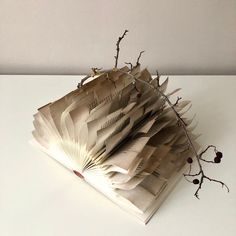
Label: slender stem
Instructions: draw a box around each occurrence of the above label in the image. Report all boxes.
[114,30,128,68]
[78,47,229,198]
[199,145,217,156]
[125,62,133,70]
[136,51,145,66]
[174,97,182,106]
[126,72,229,198]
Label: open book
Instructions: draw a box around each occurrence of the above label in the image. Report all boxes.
[31,65,197,224]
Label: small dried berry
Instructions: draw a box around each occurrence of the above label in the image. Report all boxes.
[216,151,223,159]
[214,156,221,163]
[193,179,200,185]
[187,157,193,164]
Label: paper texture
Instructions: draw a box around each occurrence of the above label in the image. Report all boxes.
[31,66,197,224]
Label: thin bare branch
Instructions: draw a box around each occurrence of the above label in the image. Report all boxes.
[199,159,215,163]
[114,30,128,68]
[136,50,145,66]
[184,171,201,177]
[156,70,160,87]
[204,176,229,192]
[194,176,204,199]
[199,145,217,156]
[91,67,102,75]
[77,67,103,88]
[125,62,133,70]
[124,71,229,199]
[174,96,182,106]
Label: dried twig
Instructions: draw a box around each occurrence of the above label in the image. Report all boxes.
[125,62,133,70]
[136,51,145,67]
[174,96,182,106]
[77,67,102,88]
[91,67,102,75]
[156,70,160,87]
[114,30,128,68]
[78,31,229,199]
[126,72,229,199]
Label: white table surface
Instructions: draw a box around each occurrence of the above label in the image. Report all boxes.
[0,75,235,236]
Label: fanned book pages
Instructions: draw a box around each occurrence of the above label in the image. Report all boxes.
[31,65,198,224]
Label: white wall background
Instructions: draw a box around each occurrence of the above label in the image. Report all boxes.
[0,0,236,75]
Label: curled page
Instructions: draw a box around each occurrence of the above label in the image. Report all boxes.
[31,66,197,224]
